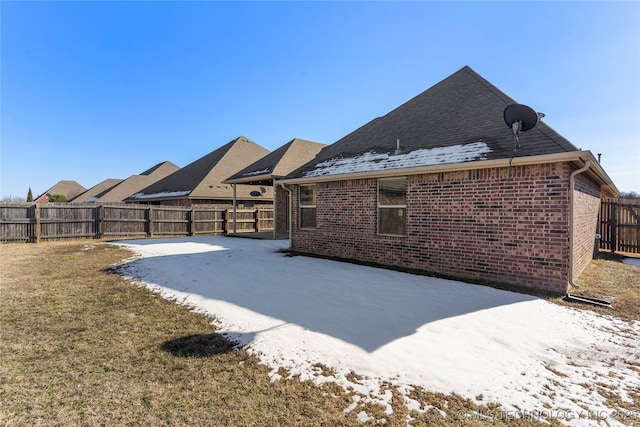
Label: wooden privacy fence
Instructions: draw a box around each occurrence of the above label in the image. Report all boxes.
[599,198,640,254]
[0,204,274,243]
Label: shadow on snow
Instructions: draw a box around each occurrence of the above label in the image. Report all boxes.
[115,236,537,353]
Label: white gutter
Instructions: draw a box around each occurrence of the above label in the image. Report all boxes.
[276,150,617,195]
[272,182,276,240]
[567,159,592,290]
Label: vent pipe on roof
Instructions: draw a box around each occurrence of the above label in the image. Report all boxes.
[394,139,402,155]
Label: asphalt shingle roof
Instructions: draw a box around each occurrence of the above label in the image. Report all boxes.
[285,66,578,180]
[94,162,180,203]
[225,138,326,184]
[71,179,123,203]
[37,180,86,201]
[126,136,271,202]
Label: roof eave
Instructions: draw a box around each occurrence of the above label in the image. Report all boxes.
[572,151,619,196]
[276,150,619,195]
[223,173,274,185]
[125,194,191,203]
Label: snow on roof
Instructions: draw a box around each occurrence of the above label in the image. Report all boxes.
[303,141,492,178]
[129,190,191,200]
[242,168,271,177]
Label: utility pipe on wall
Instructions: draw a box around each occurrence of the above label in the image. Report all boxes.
[272,183,277,240]
[567,159,592,290]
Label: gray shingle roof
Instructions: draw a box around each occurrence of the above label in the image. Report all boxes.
[126,136,271,202]
[37,180,87,201]
[91,161,180,203]
[285,66,578,180]
[71,179,123,203]
[225,138,326,184]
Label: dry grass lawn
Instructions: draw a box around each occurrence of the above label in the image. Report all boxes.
[4,241,636,426]
[553,251,640,321]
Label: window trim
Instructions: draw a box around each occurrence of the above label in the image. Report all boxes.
[377,177,406,236]
[299,184,317,230]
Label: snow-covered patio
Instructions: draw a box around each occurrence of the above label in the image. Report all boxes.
[113,236,639,426]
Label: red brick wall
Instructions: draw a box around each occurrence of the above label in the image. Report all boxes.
[572,172,601,281]
[275,186,290,234]
[291,163,576,295]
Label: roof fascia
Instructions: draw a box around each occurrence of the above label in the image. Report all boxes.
[276,150,618,195]
[223,174,276,185]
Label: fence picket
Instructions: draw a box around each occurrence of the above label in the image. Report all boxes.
[0,204,273,242]
[599,198,640,254]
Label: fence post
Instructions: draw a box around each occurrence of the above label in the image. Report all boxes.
[222,209,227,234]
[611,201,617,253]
[34,204,41,243]
[96,205,103,239]
[254,208,258,232]
[189,209,195,236]
[147,207,154,238]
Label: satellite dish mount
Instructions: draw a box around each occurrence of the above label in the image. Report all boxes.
[503,104,545,151]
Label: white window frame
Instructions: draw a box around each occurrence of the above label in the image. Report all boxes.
[299,184,317,229]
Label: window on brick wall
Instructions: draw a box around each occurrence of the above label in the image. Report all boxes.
[378,177,406,235]
[299,184,316,229]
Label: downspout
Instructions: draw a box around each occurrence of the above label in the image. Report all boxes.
[279,183,293,246]
[272,182,276,240]
[567,160,591,290]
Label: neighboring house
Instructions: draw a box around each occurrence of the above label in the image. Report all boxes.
[34,180,86,203]
[278,66,618,295]
[71,161,179,203]
[70,179,124,203]
[224,138,326,236]
[126,136,272,207]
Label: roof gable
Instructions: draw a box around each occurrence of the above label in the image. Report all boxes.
[225,138,326,184]
[127,136,270,201]
[286,66,578,180]
[71,179,123,203]
[140,160,179,177]
[190,137,270,199]
[37,180,86,201]
[91,161,180,203]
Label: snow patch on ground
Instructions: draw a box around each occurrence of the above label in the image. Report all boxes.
[303,141,492,177]
[623,257,640,267]
[113,236,640,426]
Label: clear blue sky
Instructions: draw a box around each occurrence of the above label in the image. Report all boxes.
[2,1,639,200]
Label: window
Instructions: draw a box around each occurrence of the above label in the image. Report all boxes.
[378,177,406,235]
[299,184,316,229]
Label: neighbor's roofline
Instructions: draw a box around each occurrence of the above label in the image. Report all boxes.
[224,174,285,185]
[276,150,619,196]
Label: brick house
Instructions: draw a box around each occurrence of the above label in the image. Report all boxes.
[224,138,325,236]
[72,161,179,203]
[125,136,273,207]
[278,66,618,295]
[34,180,86,203]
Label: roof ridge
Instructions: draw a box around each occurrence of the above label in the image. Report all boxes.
[462,67,577,152]
[282,66,579,180]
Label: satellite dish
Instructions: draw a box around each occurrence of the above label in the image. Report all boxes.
[503,104,545,151]
[250,191,262,197]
